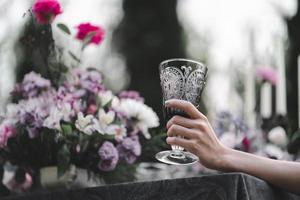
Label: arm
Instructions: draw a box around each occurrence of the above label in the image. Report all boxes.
[165,99,300,194]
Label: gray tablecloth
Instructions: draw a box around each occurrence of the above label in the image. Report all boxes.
[3,173,300,200]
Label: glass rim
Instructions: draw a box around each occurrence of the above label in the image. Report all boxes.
[159,58,207,69]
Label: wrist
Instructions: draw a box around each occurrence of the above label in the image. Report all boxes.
[218,146,237,172]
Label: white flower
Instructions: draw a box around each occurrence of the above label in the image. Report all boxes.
[43,106,63,130]
[268,126,287,147]
[58,102,73,122]
[98,90,113,106]
[264,144,284,159]
[113,99,159,139]
[219,132,236,148]
[98,109,115,128]
[75,112,98,135]
[106,124,127,140]
[5,104,19,123]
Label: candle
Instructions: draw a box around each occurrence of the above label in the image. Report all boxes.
[244,61,256,128]
[260,82,272,118]
[276,39,287,115]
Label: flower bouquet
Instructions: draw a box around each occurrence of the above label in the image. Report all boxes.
[0,0,160,193]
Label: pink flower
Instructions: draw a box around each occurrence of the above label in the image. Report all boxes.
[256,66,277,85]
[0,121,16,148]
[76,23,105,45]
[87,104,98,115]
[32,0,62,24]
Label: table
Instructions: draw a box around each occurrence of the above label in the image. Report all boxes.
[3,173,300,200]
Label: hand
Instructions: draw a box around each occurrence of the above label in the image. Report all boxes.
[165,99,229,170]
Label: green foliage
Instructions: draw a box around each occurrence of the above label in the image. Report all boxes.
[57,23,71,35]
[57,144,71,178]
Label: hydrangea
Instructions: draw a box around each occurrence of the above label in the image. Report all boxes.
[71,68,104,94]
[117,135,141,164]
[12,72,51,98]
[32,0,62,24]
[98,142,119,171]
[17,96,53,138]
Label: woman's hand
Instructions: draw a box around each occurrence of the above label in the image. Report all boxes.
[165,99,230,170]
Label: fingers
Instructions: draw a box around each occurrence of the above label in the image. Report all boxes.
[165,99,206,120]
[166,137,197,153]
[167,124,197,139]
[166,115,195,129]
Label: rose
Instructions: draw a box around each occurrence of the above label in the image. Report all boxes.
[32,0,62,24]
[255,66,277,85]
[76,23,105,45]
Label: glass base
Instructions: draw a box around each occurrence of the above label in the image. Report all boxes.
[155,150,199,165]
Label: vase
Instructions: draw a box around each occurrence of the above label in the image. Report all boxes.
[39,165,104,190]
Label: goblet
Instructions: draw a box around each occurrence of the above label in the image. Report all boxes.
[155,58,207,165]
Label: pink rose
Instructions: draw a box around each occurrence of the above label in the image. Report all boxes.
[256,66,277,85]
[32,0,62,24]
[0,122,16,148]
[76,23,105,45]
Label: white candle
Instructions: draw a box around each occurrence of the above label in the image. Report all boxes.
[276,39,287,115]
[244,61,256,128]
[260,82,272,118]
[298,55,300,128]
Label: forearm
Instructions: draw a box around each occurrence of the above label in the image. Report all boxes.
[222,148,300,194]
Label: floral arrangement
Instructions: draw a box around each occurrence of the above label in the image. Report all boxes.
[0,0,160,193]
[214,111,291,160]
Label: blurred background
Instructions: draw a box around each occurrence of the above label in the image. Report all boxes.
[1,0,300,195]
[0,0,299,126]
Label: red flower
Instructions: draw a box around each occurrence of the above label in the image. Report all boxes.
[32,0,62,24]
[76,23,105,45]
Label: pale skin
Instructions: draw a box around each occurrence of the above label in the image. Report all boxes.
[165,99,300,194]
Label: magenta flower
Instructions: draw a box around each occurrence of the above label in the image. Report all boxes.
[98,141,119,171]
[32,0,62,24]
[76,23,105,45]
[256,66,277,85]
[0,121,16,148]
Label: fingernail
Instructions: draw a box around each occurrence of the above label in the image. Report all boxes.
[166,137,172,144]
[165,100,171,106]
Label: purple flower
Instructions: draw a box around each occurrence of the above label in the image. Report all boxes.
[72,69,104,94]
[12,72,51,98]
[118,90,144,102]
[17,97,52,138]
[256,66,277,85]
[117,135,141,164]
[98,141,119,171]
[0,121,16,148]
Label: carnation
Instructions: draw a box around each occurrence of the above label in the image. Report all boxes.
[98,142,119,171]
[117,135,141,164]
[76,23,105,45]
[32,0,62,24]
[0,121,16,148]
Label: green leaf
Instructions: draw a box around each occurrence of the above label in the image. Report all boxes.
[82,31,97,50]
[57,144,71,178]
[61,124,73,136]
[57,23,71,35]
[68,51,81,63]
